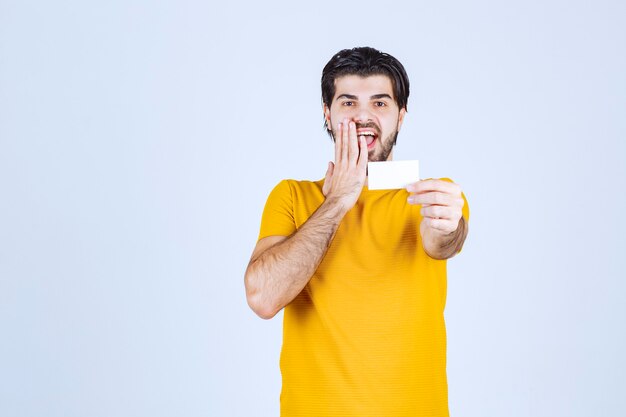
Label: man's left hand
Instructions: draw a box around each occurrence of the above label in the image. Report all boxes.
[406,179,464,235]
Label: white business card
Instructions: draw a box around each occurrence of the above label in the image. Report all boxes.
[367,160,420,190]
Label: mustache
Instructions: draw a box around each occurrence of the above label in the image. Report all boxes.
[355,122,380,135]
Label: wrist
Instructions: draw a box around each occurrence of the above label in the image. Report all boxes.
[421,217,466,259]
[322,195,352,217]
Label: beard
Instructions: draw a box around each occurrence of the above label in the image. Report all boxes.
[369,130,399,162]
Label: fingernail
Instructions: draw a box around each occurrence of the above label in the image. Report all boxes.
[407,196,415,204]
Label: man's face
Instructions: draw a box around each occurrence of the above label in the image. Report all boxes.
[323,74,406,162]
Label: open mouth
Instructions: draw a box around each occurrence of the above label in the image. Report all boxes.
[357,130,378,149]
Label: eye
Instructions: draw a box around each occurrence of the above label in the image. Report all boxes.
[374,101,386,107]
[342,101,354,106]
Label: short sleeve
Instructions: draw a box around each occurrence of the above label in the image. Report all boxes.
[257,180,297,242]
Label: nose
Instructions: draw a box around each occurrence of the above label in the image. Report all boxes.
[352,106,374,125]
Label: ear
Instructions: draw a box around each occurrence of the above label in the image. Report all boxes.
[397,108,407,131]
[323,103,331,130]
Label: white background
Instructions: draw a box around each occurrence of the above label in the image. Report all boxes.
[1,0,624,416]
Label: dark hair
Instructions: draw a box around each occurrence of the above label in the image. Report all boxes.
[321,47,410,111]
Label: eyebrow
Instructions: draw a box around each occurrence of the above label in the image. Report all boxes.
[336,93,393,100]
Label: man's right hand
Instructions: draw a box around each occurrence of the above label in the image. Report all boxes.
[321,118,368,212]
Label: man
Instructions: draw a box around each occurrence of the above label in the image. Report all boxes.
[244,47,469,416]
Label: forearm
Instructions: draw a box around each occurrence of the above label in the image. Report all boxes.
[246,197,348,319]
[422,216,468,260]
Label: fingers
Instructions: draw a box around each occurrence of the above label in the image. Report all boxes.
[421,217,456,233]
[341,119,349,165]
[348,121,358,166]
[325,161,334,178]
[322,161,334,196]
[406,180,464,217]
[357,135,367,171]
[407,191,463,207]
[323,118,366,205]
[334,122,342,164]
[335,119,361,169]
[419,204,458,220]
[406,179,461,196]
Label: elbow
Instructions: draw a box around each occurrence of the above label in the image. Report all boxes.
[255,307,278,320]
[247,295,278,320]
[244,271,278,320]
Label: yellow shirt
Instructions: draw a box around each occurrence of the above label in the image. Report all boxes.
[258,178,470,417]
